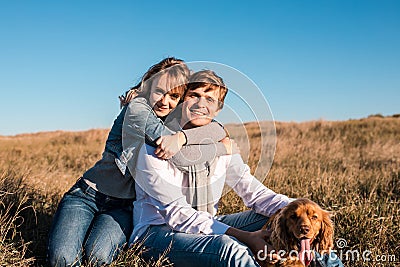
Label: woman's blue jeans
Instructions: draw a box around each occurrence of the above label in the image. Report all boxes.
[138,210,344,267]
[47,179,133,267]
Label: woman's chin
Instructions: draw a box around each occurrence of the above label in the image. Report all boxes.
[154,109,170,117]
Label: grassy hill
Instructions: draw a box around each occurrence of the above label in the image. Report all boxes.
[1,117,399,266]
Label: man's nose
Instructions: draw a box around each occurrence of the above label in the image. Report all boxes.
[196,96,207,107]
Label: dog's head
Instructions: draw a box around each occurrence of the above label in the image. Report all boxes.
[270,198,333,254]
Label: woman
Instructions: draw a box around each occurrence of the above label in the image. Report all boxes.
[47,57,229,267]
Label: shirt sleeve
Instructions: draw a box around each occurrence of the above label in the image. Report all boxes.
[135,144,230,235]
[182,121,226,145]
[169,121,227,167]
[223,154,292,216]
[170,143,227,167]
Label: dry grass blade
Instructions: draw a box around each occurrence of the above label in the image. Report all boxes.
[0,174,35,266]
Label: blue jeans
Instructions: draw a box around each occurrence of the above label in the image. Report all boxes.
[138,210,344,267]
[47,179,133,267]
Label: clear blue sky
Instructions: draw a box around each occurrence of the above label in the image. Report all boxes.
[1,0,399,135]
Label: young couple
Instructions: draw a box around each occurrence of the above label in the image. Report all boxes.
[48,58,343,267]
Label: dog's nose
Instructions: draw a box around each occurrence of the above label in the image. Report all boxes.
[300,225,310,234]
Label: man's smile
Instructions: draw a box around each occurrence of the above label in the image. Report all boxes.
[190,110,207,116]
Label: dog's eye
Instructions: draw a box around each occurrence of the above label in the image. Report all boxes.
[311,215,318,220]
[290,214,297,220]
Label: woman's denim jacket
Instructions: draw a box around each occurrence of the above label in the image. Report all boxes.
[109,96,178,173]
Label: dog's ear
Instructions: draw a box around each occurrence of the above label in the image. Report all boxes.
[317,210,334,254]
[270,208,291,251]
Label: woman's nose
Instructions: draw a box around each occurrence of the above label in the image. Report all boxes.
[160,95,169,105]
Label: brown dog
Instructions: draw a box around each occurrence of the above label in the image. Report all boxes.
[263,198,334,266]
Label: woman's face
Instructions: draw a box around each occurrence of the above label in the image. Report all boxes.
[148,73,182,118]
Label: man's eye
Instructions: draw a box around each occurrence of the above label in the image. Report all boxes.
[187,92,200,98]
[207,97,215,103]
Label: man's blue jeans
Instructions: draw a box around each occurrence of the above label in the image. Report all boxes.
[138,210,344,267]
[47,179,133,267]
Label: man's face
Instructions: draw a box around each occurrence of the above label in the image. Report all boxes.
[181,86,221,129]
[149,73,182,118]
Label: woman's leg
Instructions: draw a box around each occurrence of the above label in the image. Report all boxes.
[84,205,133,266]
[47,182,98,267]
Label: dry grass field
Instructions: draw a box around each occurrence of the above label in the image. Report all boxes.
[0,117,399,266]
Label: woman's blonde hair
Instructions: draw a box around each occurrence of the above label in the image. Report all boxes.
[119,57,190,108]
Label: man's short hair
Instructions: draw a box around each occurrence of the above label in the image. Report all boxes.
[186,70,228,109]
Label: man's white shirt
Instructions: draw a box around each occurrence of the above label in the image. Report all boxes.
[129,144,292,244]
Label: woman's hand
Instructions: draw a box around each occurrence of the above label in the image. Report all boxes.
[155,132,187,159]
[220,137,240,155]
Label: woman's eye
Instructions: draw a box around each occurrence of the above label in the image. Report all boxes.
[170,94,180,100]
[154,89,165,95]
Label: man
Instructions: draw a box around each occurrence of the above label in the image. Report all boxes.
[128,70,343,267]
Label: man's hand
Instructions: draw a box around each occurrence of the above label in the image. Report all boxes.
[245,230,276,262]
[155,132,187,159]
[250,230,281,266]
[225,227,280,266]
[220,137,240,155]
